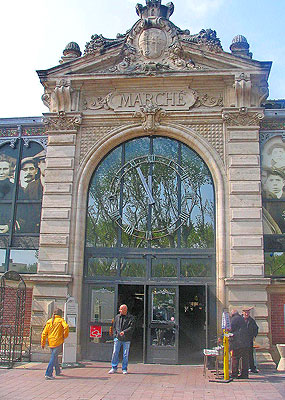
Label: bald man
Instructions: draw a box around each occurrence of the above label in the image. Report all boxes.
[108,304,135,375]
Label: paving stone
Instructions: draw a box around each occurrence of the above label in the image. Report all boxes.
[0,362,284,400]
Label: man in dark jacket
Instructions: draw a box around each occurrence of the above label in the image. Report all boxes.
[108,304,135,375]
[230,309,251,379]
[242,307,259,373]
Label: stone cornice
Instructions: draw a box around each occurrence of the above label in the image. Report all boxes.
[2,274,73,284]
[224,277,271,286]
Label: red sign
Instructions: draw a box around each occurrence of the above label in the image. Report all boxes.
[90,325,102,338]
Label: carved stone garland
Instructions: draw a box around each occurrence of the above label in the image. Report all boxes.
[43,111,82,131]
[222,107,264,126]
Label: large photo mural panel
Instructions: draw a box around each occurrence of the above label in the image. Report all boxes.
[261,134,285,235]
[0,143,17,236]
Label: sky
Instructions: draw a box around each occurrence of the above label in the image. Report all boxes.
[0,0,284,118]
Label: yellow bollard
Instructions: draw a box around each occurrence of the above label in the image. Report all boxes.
[223,329,230,381]
[209,310,232,383]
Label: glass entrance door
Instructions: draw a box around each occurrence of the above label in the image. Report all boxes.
[147,286,179,364]
[83,285,116,361]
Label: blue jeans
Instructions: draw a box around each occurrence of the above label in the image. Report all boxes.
[111,338,131,371]
[45,345,62,377]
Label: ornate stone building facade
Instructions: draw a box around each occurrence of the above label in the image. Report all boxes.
[1,1,284,364]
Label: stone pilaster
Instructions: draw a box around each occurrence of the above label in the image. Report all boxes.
[29,112,81,356]
[223,107,270,349]
[38,112,81,275]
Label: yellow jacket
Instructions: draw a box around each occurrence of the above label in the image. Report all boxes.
[41,315,69,348]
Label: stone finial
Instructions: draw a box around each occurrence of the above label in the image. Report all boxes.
[60,42,82,64]
[136,0,174,20]
[230,35,252,59]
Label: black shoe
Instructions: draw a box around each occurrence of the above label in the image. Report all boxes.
[249,368,258,373]
[237,375,249,379]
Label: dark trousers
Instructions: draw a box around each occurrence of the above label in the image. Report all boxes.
[249,343,256,370]
[231,347,249,377]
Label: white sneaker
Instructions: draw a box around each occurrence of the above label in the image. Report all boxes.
[108,368,117,374]
[122,370,128,374]
[45,375,55,380]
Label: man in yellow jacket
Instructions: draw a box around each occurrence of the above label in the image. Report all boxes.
[41,308,69,380]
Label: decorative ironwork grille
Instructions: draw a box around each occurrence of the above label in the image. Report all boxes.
[0,271,27,367]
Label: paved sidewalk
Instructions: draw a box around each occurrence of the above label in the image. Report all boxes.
[0,362,284,400]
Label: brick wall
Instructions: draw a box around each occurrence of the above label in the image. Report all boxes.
[270,293,285,345]
[1,286,33,337]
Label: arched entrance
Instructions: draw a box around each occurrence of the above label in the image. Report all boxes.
[80,136,216,364]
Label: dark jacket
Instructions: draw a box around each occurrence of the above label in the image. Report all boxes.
[113,312,135,342]
[230,312,251,350]
[0,179,14,200]
[244,316,259,343]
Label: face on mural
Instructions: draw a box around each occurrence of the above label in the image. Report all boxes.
[271,146,285,167]
[266,174,284,197]
[38,159,46,177]
[0,161,11,181]
[22,162,38,183]
[261,170,268,187]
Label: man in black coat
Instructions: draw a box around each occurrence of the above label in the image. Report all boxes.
[230,309,251,379]
[242,307,259,373]
[0,158,15,234]
[108,304,135,375]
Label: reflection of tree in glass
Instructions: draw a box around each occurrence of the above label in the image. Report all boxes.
[125,137,150,162]
[181,261,211,277]
[85,138,214,249]
[86,149,121,247]
[151,163,178,232]
[152,289,176,321]
[152,260,176,277]
[153,137,178,159]
[88,258,117,276]
[265,252,285,276]
[120,260,145,277]
[180,148,214,248]
[122,166,149,232]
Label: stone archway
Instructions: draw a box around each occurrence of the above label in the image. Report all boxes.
[71,124,227,355]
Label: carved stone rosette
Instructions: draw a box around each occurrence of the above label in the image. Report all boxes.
[222,107,264,127]
[43,112,82,131]
[133,103,166,132]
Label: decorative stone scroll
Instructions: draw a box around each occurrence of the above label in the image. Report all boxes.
[43,112,82,131]
[196,93,223,108]
[222,107,264,127]
[133,103,166,132]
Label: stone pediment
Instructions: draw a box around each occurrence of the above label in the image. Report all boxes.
[37,1,271,113]
[38,1,271,81]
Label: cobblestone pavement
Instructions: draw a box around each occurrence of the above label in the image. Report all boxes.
[0,362,284,400]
